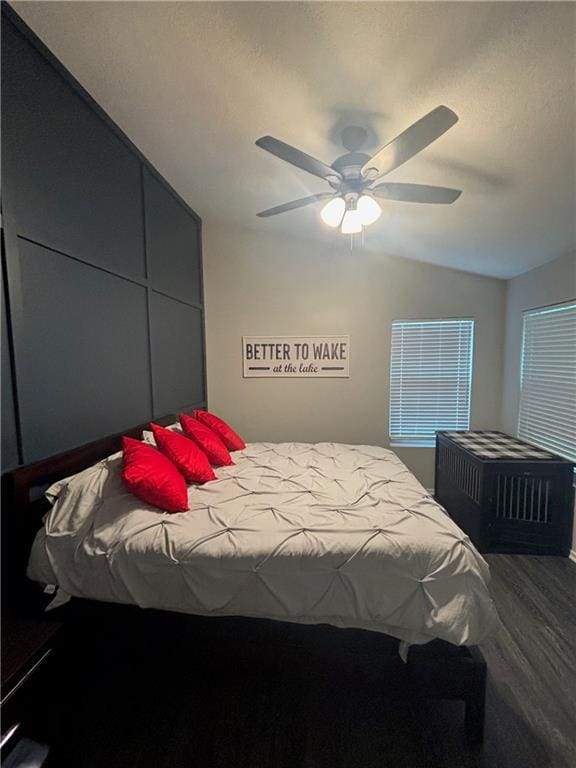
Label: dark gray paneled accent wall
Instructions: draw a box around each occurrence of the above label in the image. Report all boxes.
[1,17,146,279]
[1,7,206,471]
[150,293,205,416]
[16,240,152,462]
[144,169,203,305]
[1,243,19,469]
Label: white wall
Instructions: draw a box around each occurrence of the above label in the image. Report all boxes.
[501,251,576,433]
[203,222,506,489]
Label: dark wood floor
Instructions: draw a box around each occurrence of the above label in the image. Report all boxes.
[42,555,576,768]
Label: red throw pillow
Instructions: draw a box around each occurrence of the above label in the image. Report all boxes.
[151,423,216,484]
[194,410,246,451]
[122,436,189,512]
[179,413,234,467]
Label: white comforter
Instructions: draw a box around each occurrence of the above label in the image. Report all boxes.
[28,442,497,646]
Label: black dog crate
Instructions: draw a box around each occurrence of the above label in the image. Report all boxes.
[435,431,574,555]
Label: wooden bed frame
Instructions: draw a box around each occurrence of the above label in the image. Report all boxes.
[1,414,488,743]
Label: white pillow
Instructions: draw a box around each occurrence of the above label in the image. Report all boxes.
[46,421,180,502]
[142,422,181,446]
[45,451,122,504]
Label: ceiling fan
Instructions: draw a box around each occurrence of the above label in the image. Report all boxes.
[255,105,462,234]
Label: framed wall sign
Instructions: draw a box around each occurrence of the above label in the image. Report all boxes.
[243,335,350,378]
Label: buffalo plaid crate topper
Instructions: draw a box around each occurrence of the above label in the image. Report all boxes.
[440,431,559,461]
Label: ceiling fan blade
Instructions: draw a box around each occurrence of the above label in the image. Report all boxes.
[256,194,334,218]
[371,182,462,204]
[361,106,459,180]
[256,136,341,182]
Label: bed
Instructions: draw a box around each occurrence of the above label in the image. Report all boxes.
[4,415,498,742]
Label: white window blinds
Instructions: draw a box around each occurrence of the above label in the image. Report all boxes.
[389,319,474,446]
[518,302,576,462]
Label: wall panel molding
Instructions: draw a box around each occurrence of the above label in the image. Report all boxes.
[1,5,206,470]
[16,239,152,462]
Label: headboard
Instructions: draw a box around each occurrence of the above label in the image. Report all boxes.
[1,412,184,616]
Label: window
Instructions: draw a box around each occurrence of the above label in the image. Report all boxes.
[389,319,474,447]
[518,302,576,462]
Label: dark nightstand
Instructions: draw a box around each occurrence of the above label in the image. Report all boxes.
[1,617,64,763]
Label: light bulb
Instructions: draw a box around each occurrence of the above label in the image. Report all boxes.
[320,197,345,228]
[340,209,362,234]
[357,195,382,225]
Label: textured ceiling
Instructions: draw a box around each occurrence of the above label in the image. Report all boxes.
[12,1,576,278]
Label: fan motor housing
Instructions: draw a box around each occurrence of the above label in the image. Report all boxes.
[330,152,372,194]
[331,152,370,179]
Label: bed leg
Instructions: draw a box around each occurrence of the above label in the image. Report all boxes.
[464,692,485,743]
[464,646,487,743]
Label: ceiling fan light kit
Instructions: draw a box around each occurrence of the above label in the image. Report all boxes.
[324,193,382,234]
[356,195,382,226]
[340,204,363,235]
[320,196,346,228]
[256,105,462,238]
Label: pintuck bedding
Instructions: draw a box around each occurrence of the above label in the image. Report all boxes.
[28,441,498,647]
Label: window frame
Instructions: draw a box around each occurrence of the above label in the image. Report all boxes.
[517,299,576,463]
[388,317,475,448]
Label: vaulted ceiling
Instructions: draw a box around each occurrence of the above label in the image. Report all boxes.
[13,1,576,278]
